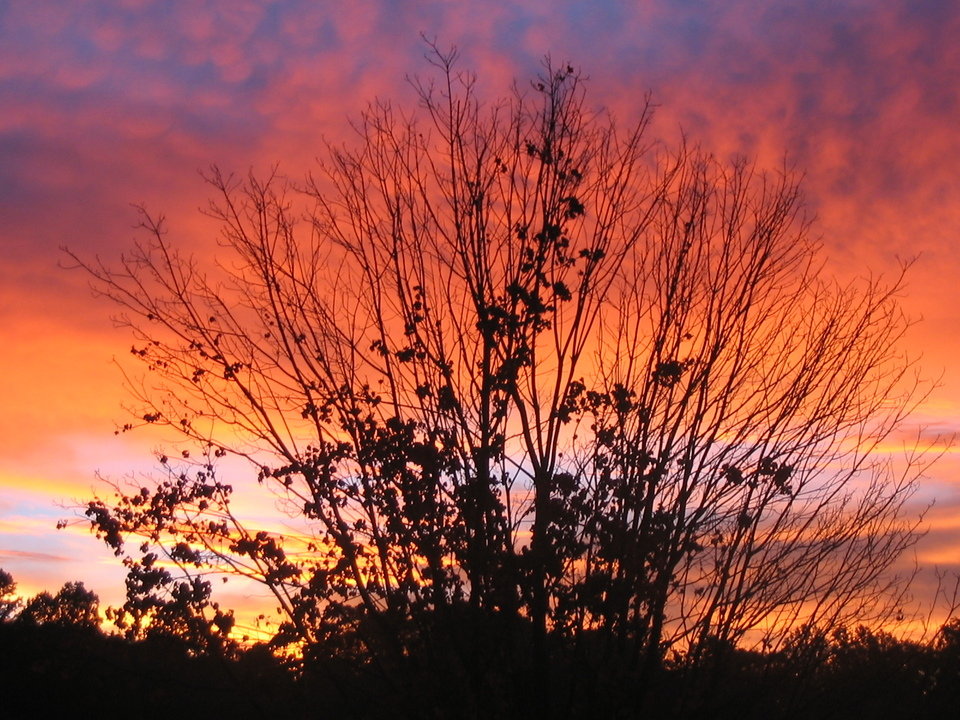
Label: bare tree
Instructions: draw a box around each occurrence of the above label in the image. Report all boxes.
[67,48,930,715]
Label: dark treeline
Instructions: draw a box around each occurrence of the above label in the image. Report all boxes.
[3,568,960,719]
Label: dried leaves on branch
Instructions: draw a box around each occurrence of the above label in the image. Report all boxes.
[66,48,931,715]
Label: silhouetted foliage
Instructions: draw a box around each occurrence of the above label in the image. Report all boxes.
[65,46,933,716]
[929,618,960,711]
[16,580,99,628]
[5,566,960,718]
[107,551,237,657]
[0,568,19,621]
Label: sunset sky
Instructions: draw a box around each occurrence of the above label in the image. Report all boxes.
[2,1,959,630]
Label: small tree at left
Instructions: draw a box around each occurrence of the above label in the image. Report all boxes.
[0,569,20,621]
[17,580,100,629]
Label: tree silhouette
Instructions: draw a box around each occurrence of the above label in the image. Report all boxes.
[0,569,20,621]
[16,580,100,629]
[0,571,298,719]
[106,552,237,657]
[67,47,931,715]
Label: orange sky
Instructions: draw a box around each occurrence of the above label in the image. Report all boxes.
[1,0,958,629]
